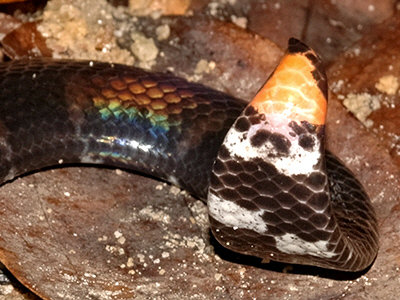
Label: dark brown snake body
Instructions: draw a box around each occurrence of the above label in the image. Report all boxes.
[0,39,378,272]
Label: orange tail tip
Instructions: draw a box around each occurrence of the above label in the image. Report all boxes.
[250,38,328,125]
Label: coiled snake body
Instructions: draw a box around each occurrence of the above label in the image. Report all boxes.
[0,39,378,272]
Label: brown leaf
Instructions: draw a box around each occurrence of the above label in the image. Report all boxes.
[136,15,283,100]
[0,168,215,299]
[0,1,400,299]
[0,0,27,3]
[325,12,400,292]
[1,21,52,59]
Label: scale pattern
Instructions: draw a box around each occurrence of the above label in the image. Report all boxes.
[0,40,378,271]
[0,59,245,198]
[208,38,378,271]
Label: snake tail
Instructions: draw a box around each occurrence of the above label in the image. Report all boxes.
[208,38,378,271]
[0,38,378,272]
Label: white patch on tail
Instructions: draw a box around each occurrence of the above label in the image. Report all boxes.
[208,192,268,234]
[274,233,336,258]
[224,114,321,176]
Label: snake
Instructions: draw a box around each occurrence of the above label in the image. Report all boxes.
[0,38,378,272]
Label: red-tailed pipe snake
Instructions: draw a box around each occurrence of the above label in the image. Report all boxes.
[0,38,378,272]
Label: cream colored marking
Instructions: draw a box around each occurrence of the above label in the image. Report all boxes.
[274,233,336,258]
[224,114,321,176]
[208,193,268,234]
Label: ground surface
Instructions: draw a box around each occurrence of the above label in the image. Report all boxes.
[0,0,399,299]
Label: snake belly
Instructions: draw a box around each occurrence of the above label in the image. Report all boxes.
[0,39,378,272]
